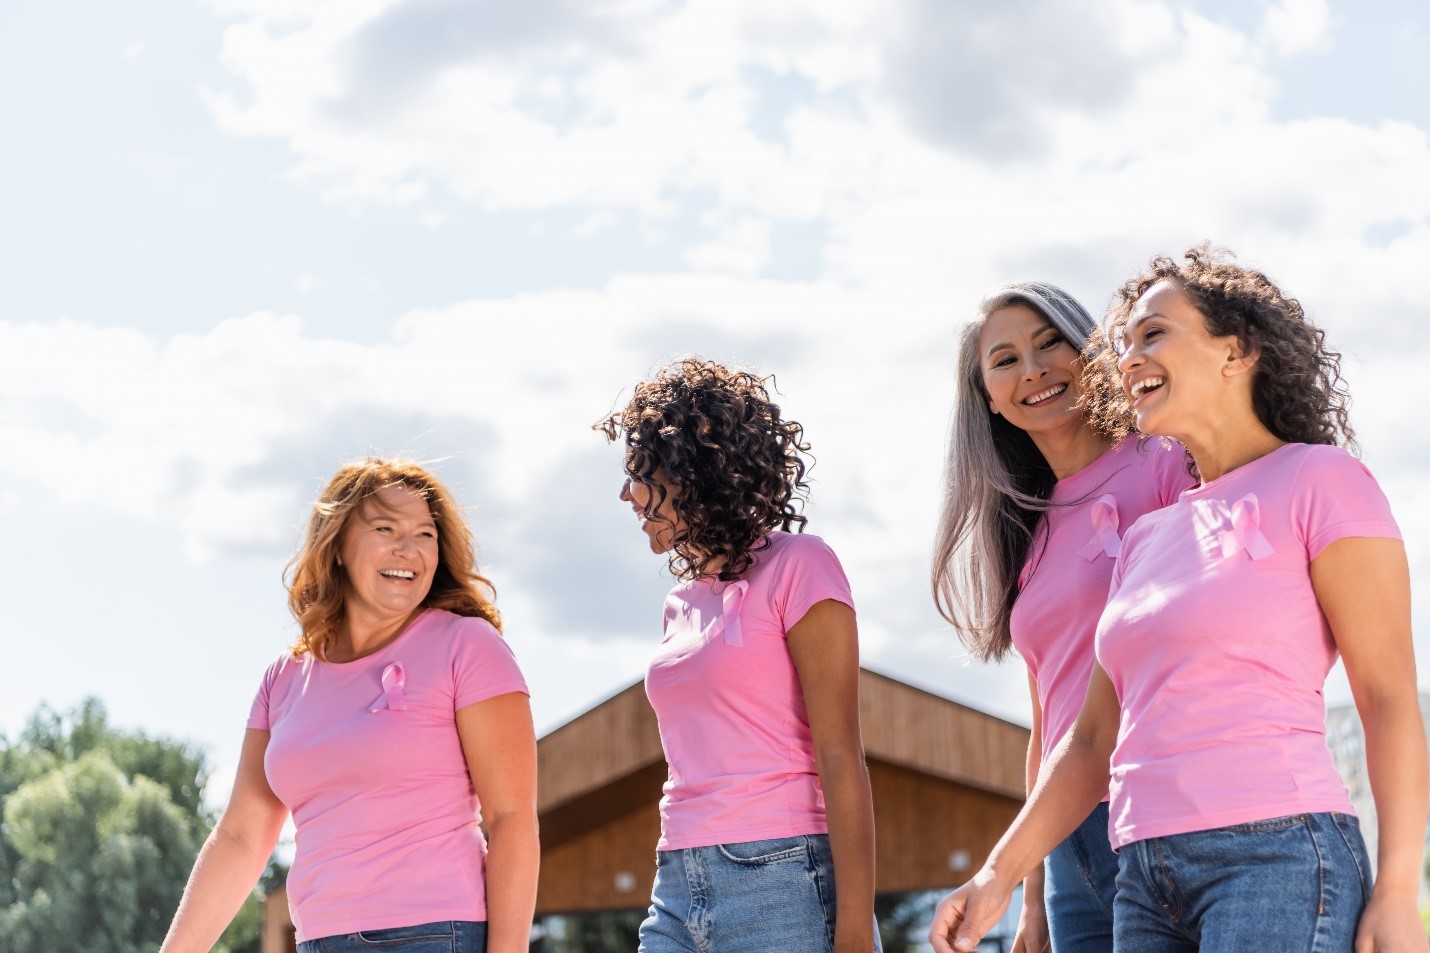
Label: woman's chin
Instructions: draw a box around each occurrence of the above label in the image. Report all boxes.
[1133,407,1176,438]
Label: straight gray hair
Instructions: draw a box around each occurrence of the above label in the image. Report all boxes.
[930,281,1103,662]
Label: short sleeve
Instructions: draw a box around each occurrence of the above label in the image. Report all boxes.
[1291,446,1401,559]
[451,618,530,711]
[246,657,283,731]
[768,533,855,635]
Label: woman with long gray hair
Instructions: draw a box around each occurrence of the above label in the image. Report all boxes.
[930,282,1191,952]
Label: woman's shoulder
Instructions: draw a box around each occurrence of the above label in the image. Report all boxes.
[1286,441,1364,469]
[749,531,850,591]
[760,529,841,564]
[419,608,504,646]
[1283,443,1388,497]
[255,647,311,692]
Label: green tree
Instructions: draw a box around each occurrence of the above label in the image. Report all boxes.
[0,699,270,953]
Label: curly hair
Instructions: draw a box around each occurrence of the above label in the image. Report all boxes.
[1083,243,1355,453]
[285,457,502,660]
[598,358,812,582]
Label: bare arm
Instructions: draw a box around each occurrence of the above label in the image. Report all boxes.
[788,599,877,953]
[457,692,540,953]
[930,663,1119,953]
[1313,537,1429,953]
[160,729,287,953]
[1010,671,1049,953]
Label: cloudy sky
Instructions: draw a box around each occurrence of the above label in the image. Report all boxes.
[4,0,1428,802]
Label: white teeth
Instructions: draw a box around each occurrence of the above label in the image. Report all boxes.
[1131,376,1166,399]
[1023,383,1068,405]
[380,569,416,580]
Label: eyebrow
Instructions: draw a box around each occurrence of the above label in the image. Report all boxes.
[1121,311,1165,342]
[984,321,1056,357]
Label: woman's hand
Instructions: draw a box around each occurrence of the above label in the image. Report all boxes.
[1009,892,1050,953]
[1315,537,1428,953]
[1353,888,1430,953]
[929,869,1016,953]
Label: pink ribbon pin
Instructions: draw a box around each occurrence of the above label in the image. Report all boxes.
[369,662,408,713]
[702,579,750,646]
[1220,494,1275,561]
[1077,495,1122,561]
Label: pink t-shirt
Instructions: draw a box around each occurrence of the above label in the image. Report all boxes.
[645,531,854,850]
[1011,435,1192,764]
[1096,443,1401,848]
[247,609,528,941]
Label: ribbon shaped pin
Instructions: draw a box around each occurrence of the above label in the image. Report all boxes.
[1076,495,1122,561]
[702,579,750,647]
[369,662,408,713]
[1219,494,1275,561]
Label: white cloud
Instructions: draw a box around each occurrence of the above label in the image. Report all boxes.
[1261,0,1332,55]
[11,0,1430,751]
[191,0,1430,326]
[684,213,773,276]
[9,253,1430,683]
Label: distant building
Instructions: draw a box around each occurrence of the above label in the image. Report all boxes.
[261,883,296,953]
[1325,692,1430,903]
[263,668,1032,951]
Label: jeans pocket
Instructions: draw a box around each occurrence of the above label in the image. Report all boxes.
[1218,813,1306,834]
[1328,813,1372,903]
[715,835,809,866]
[356,921,457,948]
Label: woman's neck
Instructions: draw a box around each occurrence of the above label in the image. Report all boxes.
[1181,420,1286,484]
[334,606,423,661]
[1029,423,1115,481]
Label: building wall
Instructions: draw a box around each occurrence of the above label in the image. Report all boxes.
[261,885,297,953]
[869,760,1022,893]
[534,756,1024,915]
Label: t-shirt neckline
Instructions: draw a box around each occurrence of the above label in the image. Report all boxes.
[1052,434,1133,499]
[320,608,437,669]
[1181,441,1299,499]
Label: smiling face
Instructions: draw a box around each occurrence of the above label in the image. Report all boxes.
[978,303,1087,436]
[618,464,685,555]
[337,482,439,626]
[1118,280,1256,438]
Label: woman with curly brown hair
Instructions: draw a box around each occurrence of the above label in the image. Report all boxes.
[931,247,1428,953]
[161,458,538,953]
[602,358,880,953]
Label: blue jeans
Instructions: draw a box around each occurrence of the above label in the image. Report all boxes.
[297,920,487,952]
[1114,812,1372,952]
[637,834,881,952]
[1044,802,1116,953]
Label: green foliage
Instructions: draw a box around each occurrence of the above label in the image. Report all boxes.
[17,698,210,819]
[531,910,645,952]
[876,890,943,953]
[0,698,269,953]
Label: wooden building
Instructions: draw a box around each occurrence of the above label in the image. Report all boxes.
[262,668,1028,948]
[536,668,1028,915]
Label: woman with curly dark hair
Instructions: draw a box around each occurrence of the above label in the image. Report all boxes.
[931,247,1428,953]
[601,358,880,953]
